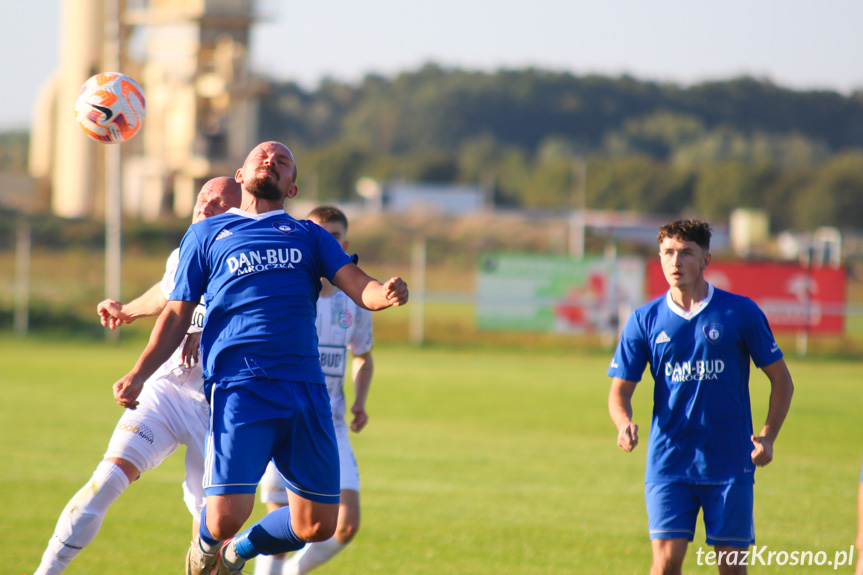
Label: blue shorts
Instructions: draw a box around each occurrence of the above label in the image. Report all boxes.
[204,379,340,504]
[645,482,755,547]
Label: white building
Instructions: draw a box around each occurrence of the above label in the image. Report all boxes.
[359,180,489,215]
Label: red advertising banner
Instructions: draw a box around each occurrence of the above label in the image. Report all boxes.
[646,261,847,334]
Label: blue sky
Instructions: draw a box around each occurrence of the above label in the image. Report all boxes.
[3,0,863,130]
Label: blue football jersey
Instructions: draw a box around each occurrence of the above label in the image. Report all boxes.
[608,285,783,484]
[170,208,353,386]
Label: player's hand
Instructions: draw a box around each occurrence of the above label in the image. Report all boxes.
[113,373,145,409]
[181,332,201,368]
[382,277,408,307]
[97,298,132,329]
[350,405,369,432]
[617,422,639,452]
[751,434,774,466]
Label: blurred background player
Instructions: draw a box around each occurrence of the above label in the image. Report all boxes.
[33,177,242,575]
[607,218,793,575]
[255,205,375,575]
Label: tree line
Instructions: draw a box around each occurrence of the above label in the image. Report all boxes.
[258,64,863,232]
[3,65,863,233]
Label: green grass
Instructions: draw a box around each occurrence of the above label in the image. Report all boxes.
[3,336,861,574]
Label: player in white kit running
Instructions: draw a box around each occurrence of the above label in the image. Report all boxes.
[33,177,241,575]
[255,206,375,575]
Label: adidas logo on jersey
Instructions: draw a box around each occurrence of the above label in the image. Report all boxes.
[655,331,671,344]
[215,229,233,241]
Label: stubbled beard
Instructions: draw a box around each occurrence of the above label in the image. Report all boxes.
[246,173,282,201]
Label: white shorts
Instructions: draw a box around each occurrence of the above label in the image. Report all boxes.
[260,420,359,504]
[103,367,209,517]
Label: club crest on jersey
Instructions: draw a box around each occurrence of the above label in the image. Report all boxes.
[273,221,295,235]
[703,323,724,345]
[338,310,353,328]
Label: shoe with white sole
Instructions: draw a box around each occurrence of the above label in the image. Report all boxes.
[186,537,220,575]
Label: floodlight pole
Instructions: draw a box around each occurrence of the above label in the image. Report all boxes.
[106,149,122,301]
[104,0,123,341]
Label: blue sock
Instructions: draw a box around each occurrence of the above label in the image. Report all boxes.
[198,504,221,548]
[232,506,305,559]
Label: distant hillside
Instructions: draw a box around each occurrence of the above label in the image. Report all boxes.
[259,64,863,155]
[254,65,863,232]
[4,66,863,231]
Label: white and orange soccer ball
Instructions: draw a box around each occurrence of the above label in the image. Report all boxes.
[74,72,146,144]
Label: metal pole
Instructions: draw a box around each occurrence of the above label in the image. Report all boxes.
[602,241,617,349]
[104,0,122,340]
[14,221,31,337]
[796,247,812,357]
[569,157,586,260]
[409,236,427,345]
[106,149,122,294]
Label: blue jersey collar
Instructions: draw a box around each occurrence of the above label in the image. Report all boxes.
[227,207,286,220]
[665,283,714,320]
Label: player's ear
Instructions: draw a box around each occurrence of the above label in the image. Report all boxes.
[342,239,350,250]
[285,183,298,200]
[234,167,244,184]
[702,252,712,270]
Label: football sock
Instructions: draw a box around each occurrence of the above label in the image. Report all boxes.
[232,506,306,559]
[197,504,222,552]
[282,537,346,575]
[33,460,131,575]
[252,553,286,575]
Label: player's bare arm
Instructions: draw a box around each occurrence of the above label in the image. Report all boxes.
[332,263,409,310]
[98,282,168,329]
[609,377,640,452]
[113,300,197,409]
[751,357,794,467]
[350,353,374,432]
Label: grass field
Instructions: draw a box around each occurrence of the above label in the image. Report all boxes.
[3,335,862,574]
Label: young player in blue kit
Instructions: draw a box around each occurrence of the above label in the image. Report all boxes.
[607,219,794,575]
[111,141,409,575]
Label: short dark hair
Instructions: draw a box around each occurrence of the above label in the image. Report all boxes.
[657,219,712,251]
[307,205,348,231]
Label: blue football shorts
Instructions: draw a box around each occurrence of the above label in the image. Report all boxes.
[645,482,755,547]
[204,378,340,504]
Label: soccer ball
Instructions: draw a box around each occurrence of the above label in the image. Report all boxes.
[74,72,146,144]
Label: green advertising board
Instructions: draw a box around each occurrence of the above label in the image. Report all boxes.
[477,253,644,334]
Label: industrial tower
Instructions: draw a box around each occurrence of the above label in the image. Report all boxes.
[29,0,266,220]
